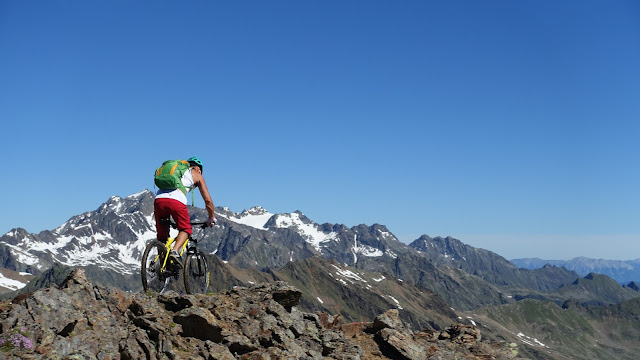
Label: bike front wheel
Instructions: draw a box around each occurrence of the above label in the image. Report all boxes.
[183,251,210,294]
[141,240,169,293]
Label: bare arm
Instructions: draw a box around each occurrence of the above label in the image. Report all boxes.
[192,168,215,219]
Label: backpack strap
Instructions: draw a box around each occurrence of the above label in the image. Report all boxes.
[171,160,188,195]
[170,161,189,195]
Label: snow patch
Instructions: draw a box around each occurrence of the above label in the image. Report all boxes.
[3,244,40,267]
[352,235,358,264]
[387,295,403,310]
[126,190,148,199]
[273,212,338,252]
[331,264,367,284]
[224,206,274,229]
[359,246,383,257]
[352,235,383,260]
[0,273,27,291]
[377,229,398,241]
[517,332,548,348]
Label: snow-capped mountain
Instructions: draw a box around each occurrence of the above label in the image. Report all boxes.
[0,190,599,311]
[1,190,157,276]
[0,190,404,278]
[219,206,341,251]
[218,205,399,258]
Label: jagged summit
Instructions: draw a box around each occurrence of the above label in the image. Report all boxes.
[125,189,153,199]
[1,190,157,277]
[243,205,269,215]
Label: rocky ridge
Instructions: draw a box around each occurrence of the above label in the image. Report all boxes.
[0,268,522,359]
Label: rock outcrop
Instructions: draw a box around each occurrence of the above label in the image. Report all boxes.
[0,268,521,359]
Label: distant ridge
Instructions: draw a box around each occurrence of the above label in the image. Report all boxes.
[511,257,640,285]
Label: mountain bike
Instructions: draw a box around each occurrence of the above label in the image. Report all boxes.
[141,219,210,294]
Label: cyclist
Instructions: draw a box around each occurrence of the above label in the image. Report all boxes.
[154,156,216,267]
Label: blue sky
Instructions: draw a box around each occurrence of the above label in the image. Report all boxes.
[1,1,639,260]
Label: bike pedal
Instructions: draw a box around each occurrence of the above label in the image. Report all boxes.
[169,260,183,271]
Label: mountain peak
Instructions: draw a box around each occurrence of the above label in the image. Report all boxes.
[270,212,313,228]
[243,206,269,216]
[625,281,640,291]
[96,190,154,217]
[125,189,153,199]
[1,191,157,275]
[224,207,275,229]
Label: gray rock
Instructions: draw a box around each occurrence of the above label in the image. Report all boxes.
[0,268,516,360]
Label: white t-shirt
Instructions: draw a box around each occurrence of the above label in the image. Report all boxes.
[155,167,195,205]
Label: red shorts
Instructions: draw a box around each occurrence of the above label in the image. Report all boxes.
[154,198,192,240]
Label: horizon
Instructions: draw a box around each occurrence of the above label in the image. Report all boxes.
[1,1,639,261]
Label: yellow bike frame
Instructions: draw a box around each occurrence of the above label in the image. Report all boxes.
[157,237,190,271]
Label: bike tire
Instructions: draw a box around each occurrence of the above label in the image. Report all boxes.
[183,251,210,294]
[141,240,169,293]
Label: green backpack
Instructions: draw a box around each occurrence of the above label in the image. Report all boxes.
[154,160,190,195]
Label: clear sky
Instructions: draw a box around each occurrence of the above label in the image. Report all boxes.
[1,1,639,260]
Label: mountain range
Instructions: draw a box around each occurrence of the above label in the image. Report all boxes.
[1,190,640,359]
[511,257,640,285]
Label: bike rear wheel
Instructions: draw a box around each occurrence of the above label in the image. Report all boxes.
[141,240,169,293]
[183,251,210,294]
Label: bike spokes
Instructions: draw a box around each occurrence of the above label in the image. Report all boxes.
[141,241,170,293]
[184,252,210,294]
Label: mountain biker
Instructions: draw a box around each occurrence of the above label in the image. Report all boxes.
[154,156,216,267]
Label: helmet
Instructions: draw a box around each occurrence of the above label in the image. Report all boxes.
[188,156,203,173]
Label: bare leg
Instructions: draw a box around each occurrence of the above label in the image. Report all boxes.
[173,231,189,252]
